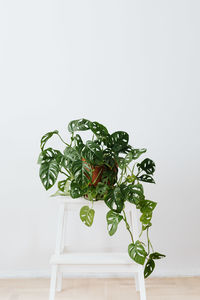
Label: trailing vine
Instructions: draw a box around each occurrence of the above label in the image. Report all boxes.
[38,118,165,278]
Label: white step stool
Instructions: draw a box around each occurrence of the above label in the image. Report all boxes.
[49,197,146,300]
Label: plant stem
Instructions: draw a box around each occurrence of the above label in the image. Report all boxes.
[92,168,103,185]
[58,133,70,146]
[149,239,154,252]
[127,165,132,173]
[60,170,68,177]
[122,209,134,244]
[119,167,125,184]
[147,228,150,254]
[147,227,154,253]
[104,162,112,169]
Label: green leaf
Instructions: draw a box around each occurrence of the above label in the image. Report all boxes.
[130,148,147,160]
[95,182,109,199]
[144,259,155,278]
[58,180,68,192]
[101,167,118,186]
[39,148,63,190]
[117,148,147,169]
[71,159,92,187]
[70,180,85,198]
[86,185,96,200]
[119,152,133,169]
[138,158,155,175]
[39,148,63,163]
[138,174,155,184]
[74,134,84,151]
[68,118,91,133]
[80,206,95,227]
[149,252,166,260]
[139,200,157,213]
[40,130,59,151]
[142,223,152,231]
[39,159,59,190]
[110,131,129,153]
[51,181,70,197]
[103,149,116,169]
[128,240,147,265]
[138,200,154,230]
[106,210,123,236]
[82,141,103,165]
[104,186,125,213]
[64,147,80,162]
[37,152,44,164]
[115,157,125,169]
[140,211,152,225]
[126,184,145,205]
[89,121,109,140]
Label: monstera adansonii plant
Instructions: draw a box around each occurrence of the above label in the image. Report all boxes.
[38,118,165,278]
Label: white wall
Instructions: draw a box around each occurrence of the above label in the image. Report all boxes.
[0,0,200,278]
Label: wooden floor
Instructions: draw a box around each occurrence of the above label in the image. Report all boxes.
[0,277,200,300]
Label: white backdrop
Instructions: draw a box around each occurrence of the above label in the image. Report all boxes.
[0,0,200,278]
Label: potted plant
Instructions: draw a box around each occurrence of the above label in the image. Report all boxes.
[38,118,165,278]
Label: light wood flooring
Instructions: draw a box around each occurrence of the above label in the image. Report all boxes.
[0,277,200,300]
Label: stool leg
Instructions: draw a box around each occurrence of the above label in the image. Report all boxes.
[134,273,140,292]
[55,204,65,255]
[49,265,58,300]
[138,269,146,300]
[56,268,63,292]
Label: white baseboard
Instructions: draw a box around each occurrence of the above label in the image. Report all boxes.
[0,270,200,279]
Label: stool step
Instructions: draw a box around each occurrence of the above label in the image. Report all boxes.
[50,252,137,266]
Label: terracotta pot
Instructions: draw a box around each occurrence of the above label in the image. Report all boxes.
[82,158,104,186]
[82,158,117,186]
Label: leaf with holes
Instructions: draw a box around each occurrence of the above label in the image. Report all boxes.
[70,180,85,198]
[58,180,68,192]
[95,182,109,199]
[64,147,80,162]
[118,152,133,169]
[149,252,166,260]
[71,159,92,187]
[37,152,44,164]
[104,186,125,213]
[101,167,118,186]
[126,184,145,205]
[115,157,124,169]
[81,141,103,165]
[80,206,95,227]
[139,200,157,213]
[140,211,152,225]
[117,148,147,169]
[130,148,147,160]
[39,159,60,190]
[39,148,63,190]
[144,259,155,278]
[39,148,63,163]
[106,210,123,236]
[68,118,91,133]
[110,131,129,153]
[138,174,155,184]
[142,223,152,231]
[51,181,70,197]
[103,149,116,169]
[74,134,84,151]
[138,158,155,175]
[128,241,147,265]
[40,130,59,151]
[89,121,109,140]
